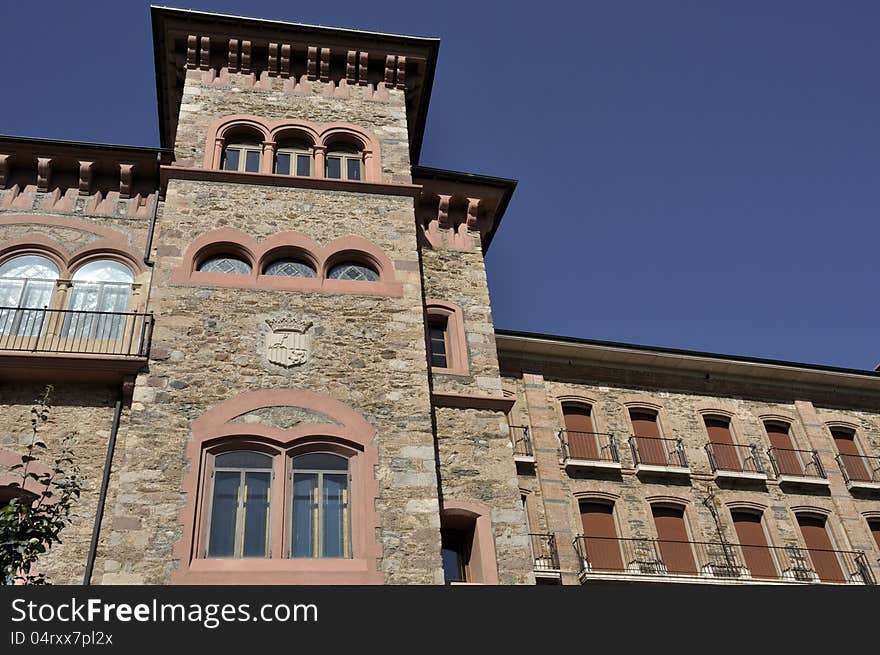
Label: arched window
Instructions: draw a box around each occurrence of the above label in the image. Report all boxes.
[274,139,313,177]
[198,255,252,275]
[579,500,624,573]
[327,262,379,282]
[291,452,351,559]
[65,259,134,340]
[206,451,273,558]
[651,503,697,575]
[222,138,262,173]
[324,145,363,181]
[0,255,58,336]
[263,258,316,278]
[730,509,777,579]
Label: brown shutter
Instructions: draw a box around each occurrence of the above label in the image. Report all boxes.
[831,429,870,482]
[705,416,740,471]
[797,515,844,583]
[652,506,697,575]
[731,511,777,579]
[631,411,666,465]
[765,422,802,476]
[580,502,623,572]
[563,405,598,460]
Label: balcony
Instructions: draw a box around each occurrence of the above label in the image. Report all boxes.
[559,430,621,472]
[529,533,561,580]
[509,425,534,464]
[767,447,830,488]
[628,436,689,476]
[573,535,875,585]
[705,442,768,481]
[0,307,153,387]
[835,453,880,491]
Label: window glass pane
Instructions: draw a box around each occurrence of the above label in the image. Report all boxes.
[275,153,291,175]
[0,255,59,280]
[245,150,261,172]
[327,263,379,282]
[215,451,273,469]
[322,474,349,558]
[198,256,252,274]
[441,532,467,584]
[346,159,361,181]
[296,154,312,176]
[242,471,271,557]
[429,325,447,367]
[208,471,240,557]
[263,259,316,278]
[293,453,348,471]
[292,473,318,558]
[72,260,133,284]
[223,148,240,171]
[326,157,341,179]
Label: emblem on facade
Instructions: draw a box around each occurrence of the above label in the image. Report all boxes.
[265,315,313,368]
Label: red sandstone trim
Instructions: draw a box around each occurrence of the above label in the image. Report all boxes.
[441,499,500,585]
[431,392,514,414]
[425,299,469,376]
[0,450,53,499]
[170,389,382,585]
[172,228,403,297]
[162,165,418,197]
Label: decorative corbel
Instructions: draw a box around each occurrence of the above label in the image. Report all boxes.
[119,164,135,200]
[307,47,318,80]
[36,157,52,192]
[268,43,278,76]
[280,44,291,78]
[186,35,197,68]
[396,56,406,89]
[78,160,95,195]
[358,51,369,86]
[466,198,481,231]
[0,154,10,187]
[227,38,239,72]
[320,48,330,82]
[346,50,356,84]
[199,36,210,71]
[241,40,251,75]
[121,376,136,407]
[384,55,396,87]
[437,194,451,229]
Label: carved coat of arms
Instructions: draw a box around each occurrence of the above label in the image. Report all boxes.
[265,315,313,368]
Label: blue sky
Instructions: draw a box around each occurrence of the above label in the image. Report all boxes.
[1,1,878,369]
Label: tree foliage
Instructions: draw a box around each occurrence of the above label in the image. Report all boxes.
[0,385,81,585]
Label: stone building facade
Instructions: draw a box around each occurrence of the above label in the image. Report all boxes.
[0,7,878,586]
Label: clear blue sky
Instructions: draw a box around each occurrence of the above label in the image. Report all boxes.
[2,1,878,369]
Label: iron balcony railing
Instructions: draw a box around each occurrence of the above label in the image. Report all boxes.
[559,430,619,463]
[572,535,874,585]
[629,435,688,468]
[509,426,533,458]
[835,453,880,485]
[767,447,826,480]
[0,307,153,357]
[529,533,560,573]
[705,442,765,475]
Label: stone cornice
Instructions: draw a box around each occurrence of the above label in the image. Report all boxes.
[151,6,439,163]
[160,165,421,197]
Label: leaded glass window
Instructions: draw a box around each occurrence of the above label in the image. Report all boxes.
[207,451,273,558]
[0,255,58,336]
[198,256,252,275]
[63,260,134,340]
[263,259,316,278]
[327,263,379,282]
[291,453,351,559]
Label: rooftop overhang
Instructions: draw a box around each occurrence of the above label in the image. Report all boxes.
[496,329,880,403]
[150,6,440,163]
[412,165,517,253]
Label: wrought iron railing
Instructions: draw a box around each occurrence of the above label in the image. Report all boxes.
[0,307,153,357]
[572,535,874,585]
[705,442,765,475]
[767,447,826,480]
[529,533,559,572]
[509,426,533,458]
[629,435,688,468]
[835,453,880,485]
[559,430,619,463]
